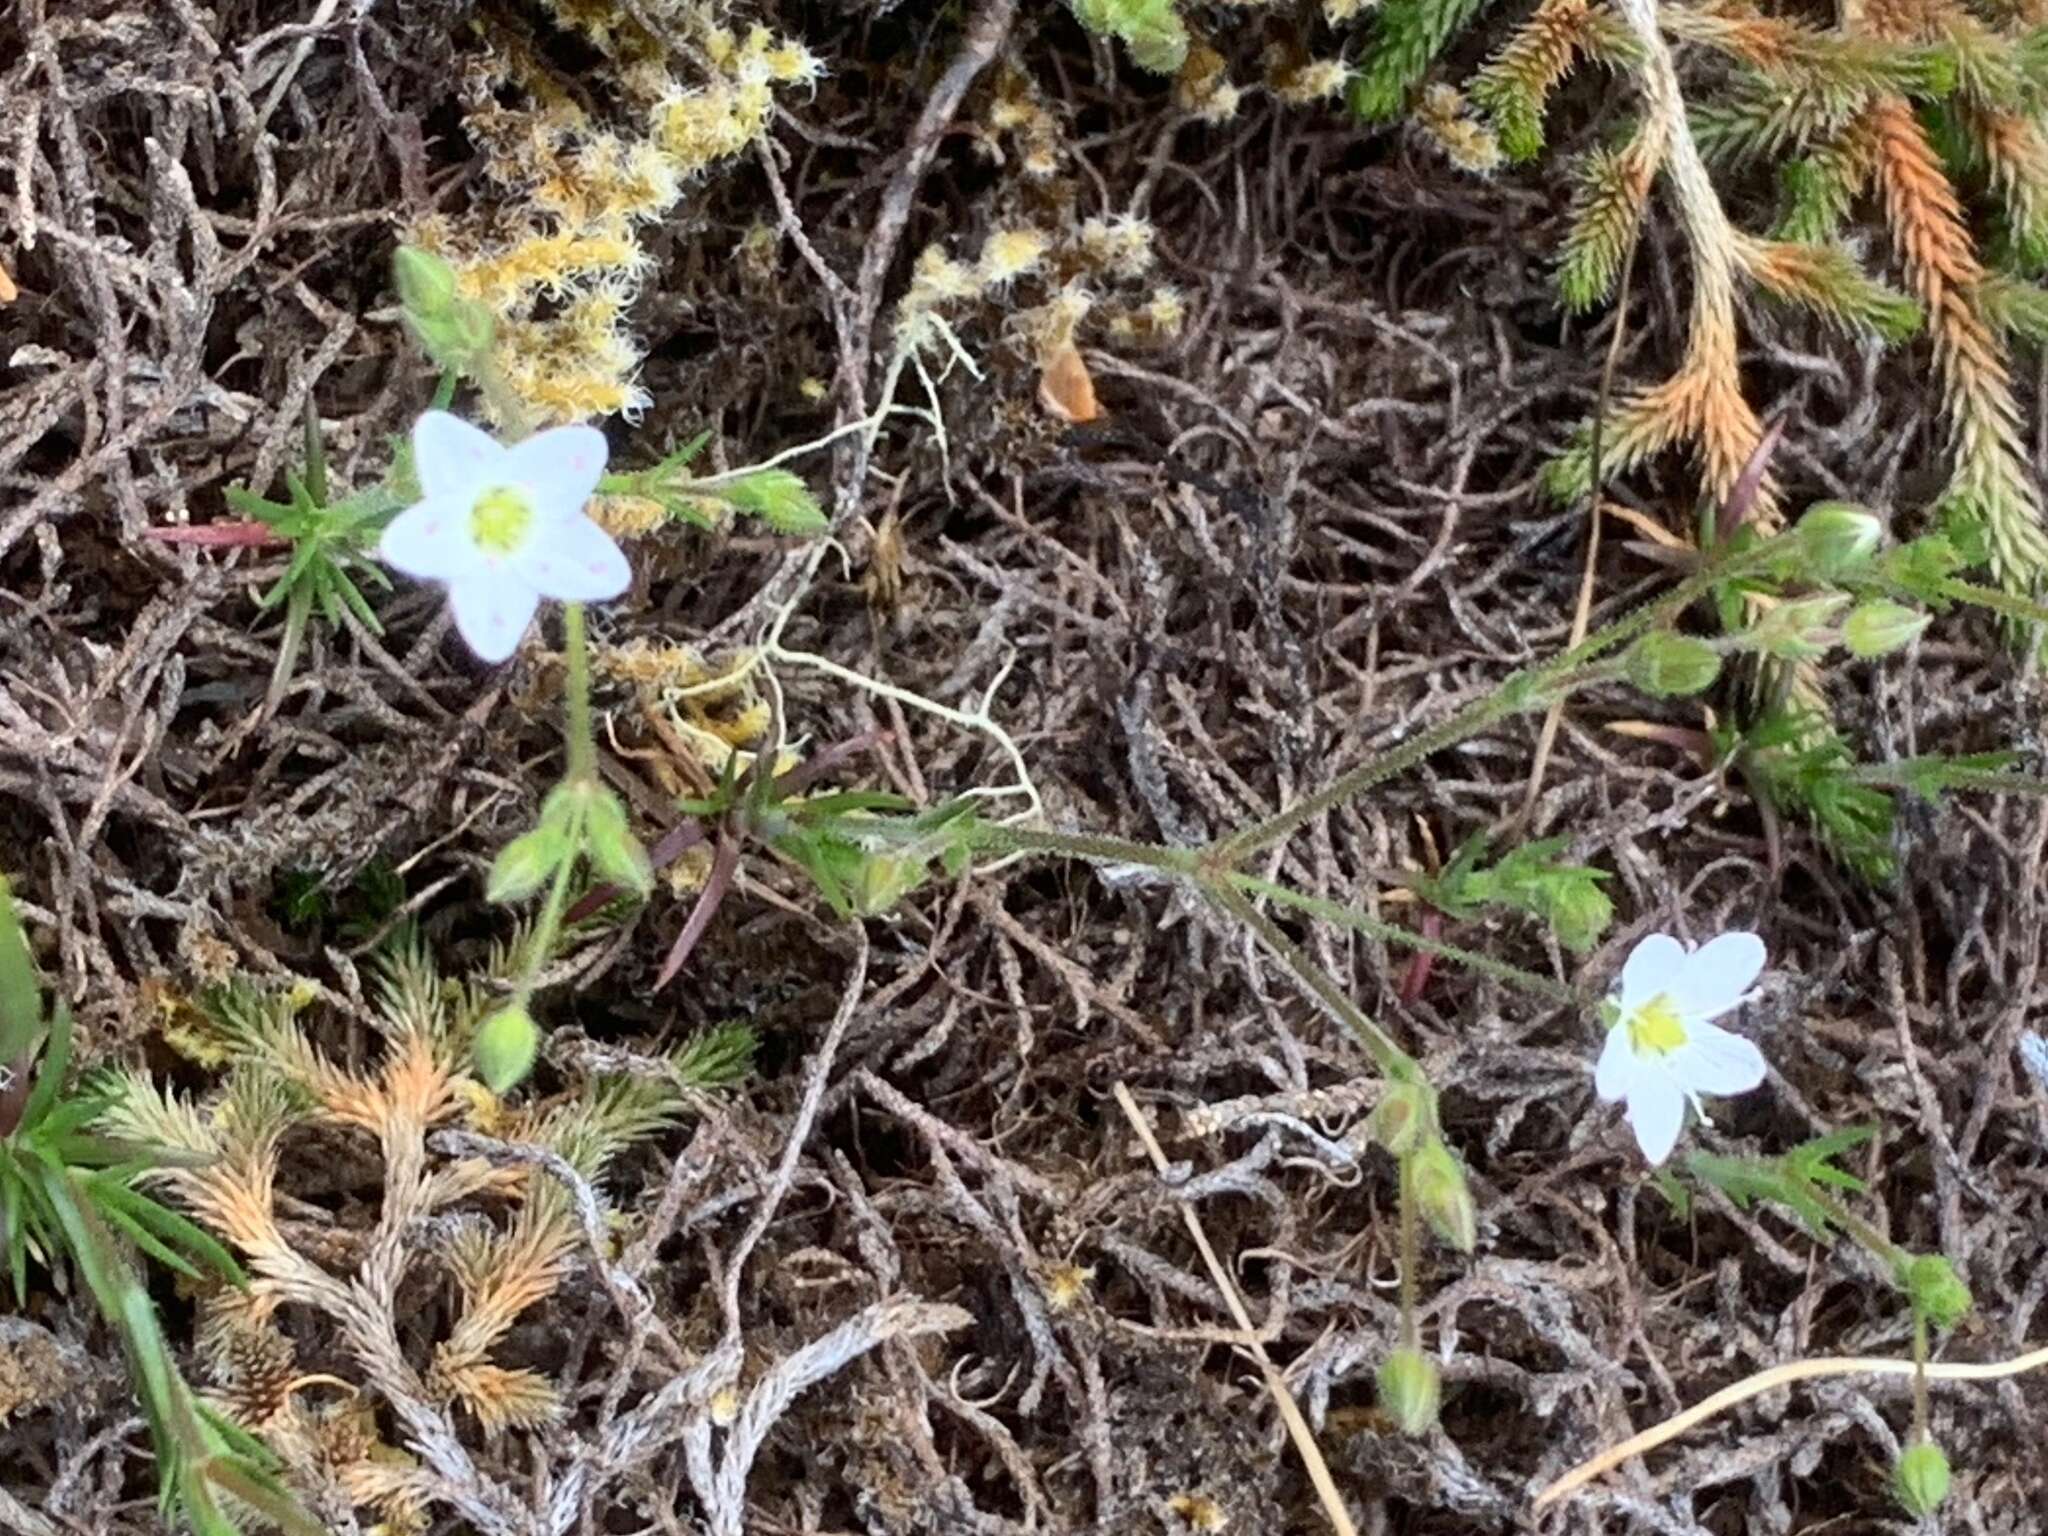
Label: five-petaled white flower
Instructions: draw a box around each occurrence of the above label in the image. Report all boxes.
[379,411,629,662]
[1595,931,1769,1166]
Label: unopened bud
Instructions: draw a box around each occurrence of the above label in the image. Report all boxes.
[1370,1080,1434,1157]
[487,826,568,904]
[1625,631,1723,697]
[1411,1136,1477,1253]
[1796,502,1883,578]
[1843,599,1930,659]
[1377,1347,1441,1435]
[474,1004,539,1092]
[392,245,458,317]
[1749,593,1849,660]
[393,245,496,371]
[1903,1253,1972,1329]
[1893,1440,1950,1517]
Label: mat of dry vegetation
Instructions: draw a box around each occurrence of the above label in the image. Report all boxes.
[3,1,2047,1533]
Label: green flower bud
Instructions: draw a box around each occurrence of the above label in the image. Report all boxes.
[1377,1347,1441,1435]
[1893,1440,1950,1517]
[1625,631,1723,698]
[1749,593,1849,660]
[712,468,828,536]
[1545,875,1614,955]
[1903,1253,1972,1330]
[474,1004,540,1092]
[393,243,496,371]
[487,826,569,904]
[1411,1137,1477,1253]
[1796,501,1883,578]
[582,787,654,897]
[851,852,928,917]
[392,245,459,318]
[1843,599,1931,659]
[1369,1080,1435,1158]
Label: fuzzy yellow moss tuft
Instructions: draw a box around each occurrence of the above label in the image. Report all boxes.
[415,9,820,426]
[1417,84,1504,174]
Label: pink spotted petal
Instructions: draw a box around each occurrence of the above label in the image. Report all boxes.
[513,515,630,602]
[413,411,507,501]
[447,575,541,663]
[503,424,609,523]
[380,493,484,581]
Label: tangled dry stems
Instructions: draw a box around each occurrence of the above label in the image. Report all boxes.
[2,0,2047,1533]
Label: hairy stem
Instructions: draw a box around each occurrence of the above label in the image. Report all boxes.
[1398,1151,1422,1349]
[563,602,596,787]
[1214,538,1784,863]
[1204,881,1420,1082]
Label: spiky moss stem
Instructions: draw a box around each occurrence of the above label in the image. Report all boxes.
[1611,0,1778,526]
[1865,94,2048,602]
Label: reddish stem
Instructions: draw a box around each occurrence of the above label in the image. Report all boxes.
[1397,908,1444,1006]
[655,830,740,990]
[143,521,289,549]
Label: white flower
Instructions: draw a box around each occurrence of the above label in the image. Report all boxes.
[379,411,629,662]
[1595,931,1769,1166]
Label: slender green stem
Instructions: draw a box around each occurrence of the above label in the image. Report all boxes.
[1804,1183,1911,1274]
[1847,765,2048,798]
[1205,881,1420,1081]
[1910,1308,1931,1439]
[563,602,596,786]
[513,830,581,1013]
[1934,576,2048,629]
[965,822,1205,874]
[1398,1151,1421,1349]
[966,824,1578,1007]
[1212,540,1788,864]
[1225,873,1580,1005]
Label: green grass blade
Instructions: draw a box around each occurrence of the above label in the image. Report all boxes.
[17,1004,72,1133]
[0,875,44,1064]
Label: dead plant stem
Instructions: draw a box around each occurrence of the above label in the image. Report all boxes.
[1111,1083,1360,1536]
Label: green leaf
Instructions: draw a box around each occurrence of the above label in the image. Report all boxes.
[1350,0,1494,121]
[488,827,572,905]
[705,468,828,536]
[1418,834,1613,953]
[1073,0,1189,73]
[0,875,44,1065]
[17,1006,74,1136]
[670,1022,757,1087]
[583,789,653,897]
[90,1179,246,1287]
[1683,1125,1877,1240]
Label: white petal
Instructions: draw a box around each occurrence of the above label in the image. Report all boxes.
[502,424,608,521]
[380,494,485,581]
[448,575,541,663]
[1594,1024,1635,1103]
[512,515,630,601]
[1668,931,1767,1021]
[1673,1021,1767,1098]
[1618,933,1687,1013]
[414,411,506,500]
[1625,1071,1687,1165]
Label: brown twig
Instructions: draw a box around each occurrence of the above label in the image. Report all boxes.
[1111,1082,1360,1536]
[1535,1343,2048,1508]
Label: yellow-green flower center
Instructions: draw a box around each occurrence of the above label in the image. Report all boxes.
[470,486,534,556]
[1628,996,1689,1055]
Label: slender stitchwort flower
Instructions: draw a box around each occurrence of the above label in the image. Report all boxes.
[1595,931,1768,1165]
[380,411,629,661]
